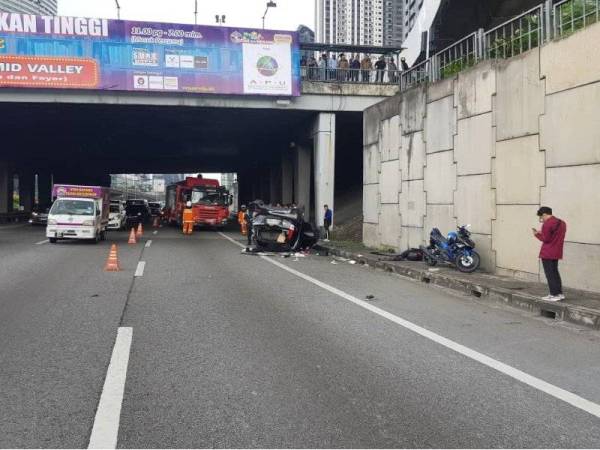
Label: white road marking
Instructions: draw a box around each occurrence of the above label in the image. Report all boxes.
[35,239,49,245]
[134,261,146,277]
[145,240,152,248]
[152,230,158,235]
[88,327,133,449]
[218,231,600,420]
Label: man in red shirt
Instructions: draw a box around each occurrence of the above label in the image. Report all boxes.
[532,206,567,302]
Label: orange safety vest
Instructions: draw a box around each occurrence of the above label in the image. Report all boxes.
[183,208,194,223]
[237,210,245,224]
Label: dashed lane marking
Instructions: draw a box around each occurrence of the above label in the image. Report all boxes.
[134,261,146,277]
[88,327,133,449]
[145,240,152,248]
[35,240,49,245]
[218,231,600,420]
[152,230,158,235]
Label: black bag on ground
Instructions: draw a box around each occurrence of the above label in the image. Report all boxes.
[397,248,424,261]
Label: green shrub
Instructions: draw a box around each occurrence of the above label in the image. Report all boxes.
[558,0,598,36]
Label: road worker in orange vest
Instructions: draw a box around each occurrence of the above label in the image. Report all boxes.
[182,201,194,235]
[238,205,248,236]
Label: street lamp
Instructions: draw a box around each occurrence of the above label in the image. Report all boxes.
[115,0,121,20]
[262,1,277,29]
[194,0,198,25]
[215,15,226,25]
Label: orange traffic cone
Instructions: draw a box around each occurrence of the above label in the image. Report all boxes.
[104,244,121,272]
[136,222,143,238]
[128,227,137,244]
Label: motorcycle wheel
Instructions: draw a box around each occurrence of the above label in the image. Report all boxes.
[455,250,481,273]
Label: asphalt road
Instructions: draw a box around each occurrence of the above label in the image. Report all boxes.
[1,224,600,448]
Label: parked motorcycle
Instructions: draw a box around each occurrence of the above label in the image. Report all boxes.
[250,202,319,251]
[420,225,481,273]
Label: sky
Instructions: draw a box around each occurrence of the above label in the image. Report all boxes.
[58,0,315,31]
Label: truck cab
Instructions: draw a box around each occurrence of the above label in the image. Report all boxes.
[165,176,232,229]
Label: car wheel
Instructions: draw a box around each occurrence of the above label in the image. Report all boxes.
[49,237,57,244]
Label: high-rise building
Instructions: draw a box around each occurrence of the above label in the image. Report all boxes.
[315,0,417,47]
[403,0,425,41]
[0,0,58,15]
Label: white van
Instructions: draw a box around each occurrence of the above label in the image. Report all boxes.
[46,185,110,244]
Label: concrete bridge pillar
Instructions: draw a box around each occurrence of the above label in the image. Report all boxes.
[18,172,35,212]
[281,151,294,206]
[37,172,53,206]
[294,144,312,220]
[312,112,336,228]
[0,162,10,215]
[269,163,282,205]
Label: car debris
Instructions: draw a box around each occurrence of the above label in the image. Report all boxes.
[250,201,319,252]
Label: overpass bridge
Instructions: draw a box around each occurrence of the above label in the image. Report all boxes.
[0,79,398,225]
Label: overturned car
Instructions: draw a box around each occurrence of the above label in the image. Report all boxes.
[251,203,319,251]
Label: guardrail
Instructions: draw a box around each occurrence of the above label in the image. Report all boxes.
[554,0,599,36]
[400,59,431,91]
[433,32,479,81]
[484,5,545,59]
[301,67,400,84]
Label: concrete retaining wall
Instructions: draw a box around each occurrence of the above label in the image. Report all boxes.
[363,22,600,292]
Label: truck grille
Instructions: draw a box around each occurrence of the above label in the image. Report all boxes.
[198,209,219,219]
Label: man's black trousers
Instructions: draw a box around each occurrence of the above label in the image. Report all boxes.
[542,259,562,296]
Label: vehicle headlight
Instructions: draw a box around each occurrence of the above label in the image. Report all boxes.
[32,212,38,216]
[47,219,57,225]
[82,220,94,226]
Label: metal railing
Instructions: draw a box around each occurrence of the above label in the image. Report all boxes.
[400,59,431,90]
[432,31,480,81]
[484,5,545,59]
[554,0,600,36]
[301,67,401,84]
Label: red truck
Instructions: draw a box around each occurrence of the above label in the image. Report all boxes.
[165,176,232,229]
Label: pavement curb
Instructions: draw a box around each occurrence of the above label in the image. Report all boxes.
[316,244,600,331]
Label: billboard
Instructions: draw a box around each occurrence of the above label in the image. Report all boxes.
[0,12,301,96]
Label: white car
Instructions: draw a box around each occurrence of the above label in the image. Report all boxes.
[108,203,126,230]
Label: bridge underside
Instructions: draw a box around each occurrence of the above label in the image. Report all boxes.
[0,101,362,226]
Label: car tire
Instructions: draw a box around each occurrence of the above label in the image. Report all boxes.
[49,237,57,244]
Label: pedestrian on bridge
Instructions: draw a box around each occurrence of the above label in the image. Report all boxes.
[350,55,360,82]
[401,56,410,71]
[328,54,337,81]
[182,201,194,235]
[338,53,349,81]
[375,56,387,83]
[318,54,327,80]
[361,55,373,82]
